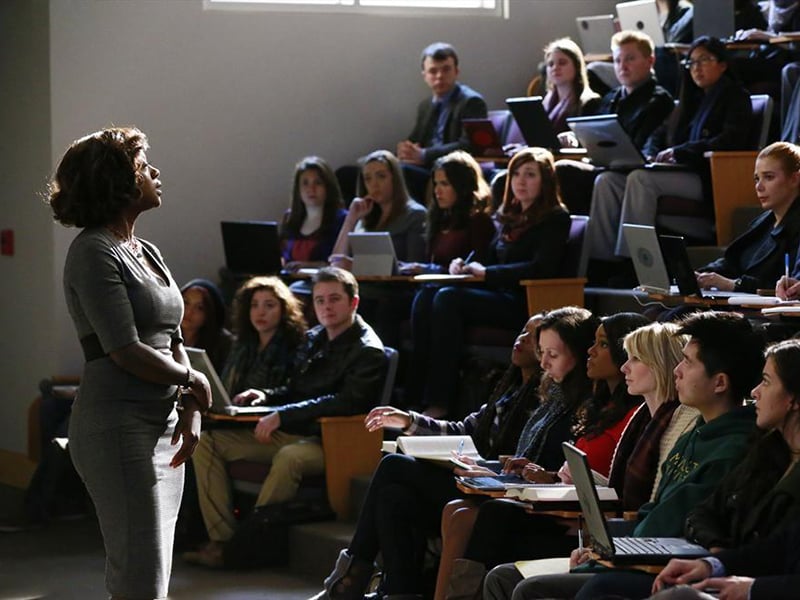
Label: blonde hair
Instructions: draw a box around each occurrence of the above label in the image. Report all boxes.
[623,322,688,401]
[543,37,597,107]
[757,141,800,175]
[611,30,655,58]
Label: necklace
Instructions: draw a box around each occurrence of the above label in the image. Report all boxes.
[106,225,143,259]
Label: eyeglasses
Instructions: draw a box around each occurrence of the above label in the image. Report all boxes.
[683,56,718,70]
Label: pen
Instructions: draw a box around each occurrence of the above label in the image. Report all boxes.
[786,253,791,282]
[578,528,583,550]
[463,250,475,265]
[457,439,465,456]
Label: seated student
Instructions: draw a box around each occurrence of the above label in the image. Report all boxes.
[484,311,762,600]
[330,149,426,266]
[311,307,598,600]
[557,30,675,215]
[396,42,488,202]
[185,268,386,568]
[412,147,571,417]
[585,36,753,286]
[180,278,234,371]
[695,142,800,293]
[482,321,698,600]
[280,156,347,272]
[438,312,648,600]
[577,337,800,600]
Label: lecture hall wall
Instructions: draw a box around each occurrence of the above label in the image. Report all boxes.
[0,0,616,467]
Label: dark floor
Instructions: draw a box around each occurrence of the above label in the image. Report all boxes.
[0,484,320,599]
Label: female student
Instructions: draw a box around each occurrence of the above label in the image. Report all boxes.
[180,278,234,371]
[483,321,699,600]
[312,307,598,600]
[586,36,753,283]
[695,142,800,293]
[280,156,347,271]
[413,147,571,417]
[540,37,601,133]
[576,338,800,600]
[330,149,426,265]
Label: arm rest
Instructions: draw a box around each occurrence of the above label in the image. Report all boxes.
[318,414,382,519]
[520,278,587,315]
[704,151,759,246]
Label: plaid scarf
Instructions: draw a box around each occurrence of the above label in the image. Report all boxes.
[515,380,572,463]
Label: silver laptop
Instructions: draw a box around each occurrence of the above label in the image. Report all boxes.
[616,0,665,46]
[186,347,272,416]
[576,14,617,55]
[563,442,708,565]
[348,232,397,276]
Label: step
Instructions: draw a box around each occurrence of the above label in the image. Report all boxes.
[288,519,355,581]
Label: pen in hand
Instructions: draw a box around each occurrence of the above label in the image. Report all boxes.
[786,253,791,283]
[459,251,475,275]
[457,438,465,457]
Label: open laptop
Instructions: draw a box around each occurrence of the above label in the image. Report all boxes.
[348,231,397,276]
[563,442,708,565]
[693,0,736,41]
[220,220,282,275]
[505,96,562,150]
[575,14,617,55]
[567,114,686,170]
[624,224,739,298]
[462,119,506,158]
[616,0,665,47]
[186,347,272,416]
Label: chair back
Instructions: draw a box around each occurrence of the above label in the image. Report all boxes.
[380,347,399,406]
[749,94,773,149]
[562,215,590,277]
[489,169,507,211]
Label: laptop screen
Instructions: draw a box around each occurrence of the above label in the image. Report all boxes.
[505,96,562,150]
[220,221,282,275]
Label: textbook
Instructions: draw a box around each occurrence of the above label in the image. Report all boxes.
[393,435,482,467]
[504,484,618,503]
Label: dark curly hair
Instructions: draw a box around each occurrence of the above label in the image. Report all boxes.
[231,276,307,347]
[48,127,148,228]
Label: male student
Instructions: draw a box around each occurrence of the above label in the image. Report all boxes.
[557,30,674,216]
[483,311,762,600]
[396,41,487,201]
[185,267,386,568]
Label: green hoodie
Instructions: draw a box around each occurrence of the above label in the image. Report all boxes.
[634,405,756,537]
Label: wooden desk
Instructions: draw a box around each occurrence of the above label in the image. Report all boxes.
[522,278,587,314]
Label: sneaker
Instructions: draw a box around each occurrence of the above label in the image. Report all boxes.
[182,540,225,568]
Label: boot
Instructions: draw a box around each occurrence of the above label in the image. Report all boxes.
[445,558,486,600]
[312,549,375,600]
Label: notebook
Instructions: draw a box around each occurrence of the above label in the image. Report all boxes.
[567,114,686,170]
[616,0,665,47]
[624,224,739,298]
[505,96,563,150]
[462,119,506,158]
[563,442,708,565]
[185,347,272,416]
[220,220,282,275]
[348,231,397,276]
[576,14,617,55]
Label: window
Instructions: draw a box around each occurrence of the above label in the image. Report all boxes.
[205,0,504,18]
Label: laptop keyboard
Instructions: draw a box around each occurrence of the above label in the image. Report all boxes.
[615,537,672,555]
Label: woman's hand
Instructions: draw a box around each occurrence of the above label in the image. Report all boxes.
[557,461,573,484]
[328,254,353,271]
[696,271,736,291]
[186,369,212,411]
[463,261,486,278]
[569,546,593,569]
[734,28,773,42]
[398,262,425,275]
[655,148,675,163]
[558,131,579,148]
[170,396,202,467]
[777,275,800,300]
[232,389,267,406]
[449,258,467,275]
[349,196,374,221]
[522,463,557,483]
[364,406,411,432]
[501,457,531,475]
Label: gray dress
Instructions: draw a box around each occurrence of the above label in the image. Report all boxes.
[64,228,184,599]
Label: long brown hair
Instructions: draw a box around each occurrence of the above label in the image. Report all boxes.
[355,150,411,230]
[282,156,344,237]
[496,147,566,230]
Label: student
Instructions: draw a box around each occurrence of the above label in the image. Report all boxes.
[330,149,426,266]
[584,36,753,286]
[280,156,347,272]
[557,30,674,216]
[696,142,800,293]
[579,337,800,599]
[185,268,386,568]
[396,42,488,201]
[486,311,762,600]
[179,278,234,371]
[311,307,597,600]
[413,147,571,417]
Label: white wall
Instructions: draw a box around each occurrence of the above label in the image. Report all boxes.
[0,0,616,456]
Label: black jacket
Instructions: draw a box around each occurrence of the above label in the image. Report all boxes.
[597,76,675,151]
[271,314,386,436]
[699,197,800,293]
[409,82,488,166]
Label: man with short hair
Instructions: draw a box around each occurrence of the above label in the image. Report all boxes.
[397,42,487,200]
[186,267,386,568]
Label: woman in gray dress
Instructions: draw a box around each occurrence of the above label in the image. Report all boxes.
[48,127,211,600]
